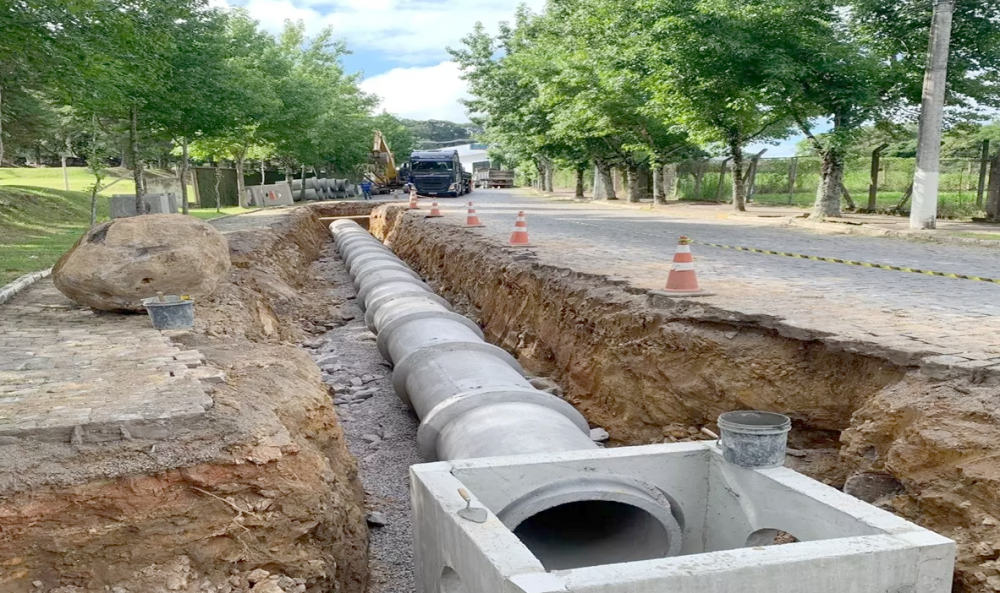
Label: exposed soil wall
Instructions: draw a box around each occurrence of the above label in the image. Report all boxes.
[372,204,1000,593]
[0,204,380,593]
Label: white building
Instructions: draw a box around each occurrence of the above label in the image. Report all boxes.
[451,143,491,172]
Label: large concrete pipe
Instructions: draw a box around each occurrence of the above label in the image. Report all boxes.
[329,220,683,569]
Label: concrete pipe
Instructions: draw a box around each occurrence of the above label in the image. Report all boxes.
[337,236,392,257]
[364,292,453,333]
[352,263,421,290]
[356,269,434,304]
[329,220,684,567]
[496,473,684,571]
[333,230,379,248]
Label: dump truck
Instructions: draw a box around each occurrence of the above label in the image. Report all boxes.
[474,169,515,188]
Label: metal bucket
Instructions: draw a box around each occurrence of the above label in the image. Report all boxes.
[143,296,195,330]
[717,411,791,469]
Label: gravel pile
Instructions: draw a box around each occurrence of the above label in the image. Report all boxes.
[303,243,422,593]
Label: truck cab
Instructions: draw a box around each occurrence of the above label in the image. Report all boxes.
[409,150,467,197]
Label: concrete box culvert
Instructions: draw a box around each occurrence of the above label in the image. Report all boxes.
[412,444,955,593]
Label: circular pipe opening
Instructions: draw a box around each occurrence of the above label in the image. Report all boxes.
[512,500,672,570]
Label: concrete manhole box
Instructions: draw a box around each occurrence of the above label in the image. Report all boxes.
[411,442,955,593]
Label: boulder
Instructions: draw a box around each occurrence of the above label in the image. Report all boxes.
[53,214,230,312]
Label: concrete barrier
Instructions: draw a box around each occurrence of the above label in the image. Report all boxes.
[110,194,177,218]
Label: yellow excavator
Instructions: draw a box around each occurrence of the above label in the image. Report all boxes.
[367,130,404,192]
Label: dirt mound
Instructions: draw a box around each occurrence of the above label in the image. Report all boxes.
[372,203,1000,592]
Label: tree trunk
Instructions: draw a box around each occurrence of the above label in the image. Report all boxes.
[544,163,554,192]
[986,150,1000,219]
[626,165,641,203]
[214,163,223,213]
[730,140,746,212]
[90,186,99,226]
[693,162,705,199]
[236,155,246,208]
[659,165,677,205]
[0,84,5,166]
[299,167,307,202]
[179,138,190,214]
[575,166,585,198]
[130,105,145,214]
[595,160,616,200]
[653,164,666,204]
[811,150,845,219]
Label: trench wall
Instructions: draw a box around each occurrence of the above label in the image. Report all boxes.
[372,203,1000,593]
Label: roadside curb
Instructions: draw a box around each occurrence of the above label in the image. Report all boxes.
[786,218,1000,249]
[0,268,52,306]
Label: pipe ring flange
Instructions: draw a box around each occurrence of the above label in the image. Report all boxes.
[329,220,361,234]
[353,263,421,290]
[337,234,388,251]
[358,275,433,305]
[391,341,523,407]
[345,251,404,276]
[364,292,453,332]
[333,230,377,246]
[375,310,484,361]
[497,475,685,558]
[416,389,590,460]
[342,244,394,267]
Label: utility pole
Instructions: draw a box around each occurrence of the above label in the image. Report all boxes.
[910,0,956,229]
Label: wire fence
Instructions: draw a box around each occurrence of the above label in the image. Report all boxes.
[676,156,988,217]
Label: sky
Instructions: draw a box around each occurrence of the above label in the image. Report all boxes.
[212,0,806,156]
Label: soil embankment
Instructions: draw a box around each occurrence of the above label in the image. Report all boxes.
[372,203,1000,593]
[0,202,378,593]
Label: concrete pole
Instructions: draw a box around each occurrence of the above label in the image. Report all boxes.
[909,0,956,229]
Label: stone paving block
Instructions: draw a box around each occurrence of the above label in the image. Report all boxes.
[0,280,219,442]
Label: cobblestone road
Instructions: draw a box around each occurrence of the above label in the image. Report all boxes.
[433,190,1000,377]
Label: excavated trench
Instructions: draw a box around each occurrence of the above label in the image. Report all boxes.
[10,200,1000,592]
[370,203,1000,593]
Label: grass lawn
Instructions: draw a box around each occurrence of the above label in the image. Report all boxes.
[0,184,258,285]
[0,186,111,284]
[0,166,143,196]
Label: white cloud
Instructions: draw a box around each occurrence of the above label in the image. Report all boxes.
[228,0,546,65]
[361,61,470,121]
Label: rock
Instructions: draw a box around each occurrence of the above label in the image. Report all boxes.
[350,377,364,387]
[361,434,381,444]
[843,472,904,503]
[350,388,378,401]
[250,579,284,593]
[366,511,388,527]
[590,428,610,442]
[529,377,563,397]
[361,374,376,384]
[52,214,230,312]
[246,569,271,584]
[33,582,44,589]
[333,398,349,405]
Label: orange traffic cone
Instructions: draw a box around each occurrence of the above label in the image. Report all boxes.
[427,201,443,218]
[653,236,711,297]
[508,211,531,246]
[408,192,419,210]
[466,203,484,227]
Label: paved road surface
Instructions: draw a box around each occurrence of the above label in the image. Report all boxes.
[427,189,1000,372]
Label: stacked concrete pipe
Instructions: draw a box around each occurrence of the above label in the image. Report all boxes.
[330,219,684,570]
